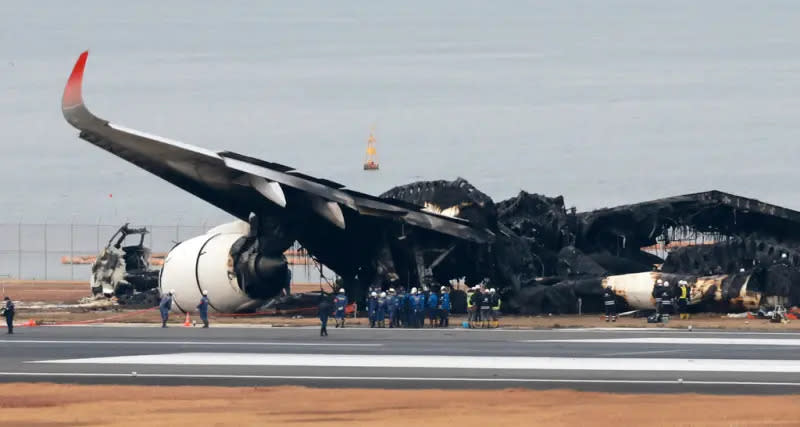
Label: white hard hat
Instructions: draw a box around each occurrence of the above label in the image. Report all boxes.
[169,289,175,295]
[380,292,386,297]
[202,290,208,296]
[490,288,496,293]
[339,288,345,294]
[371,291,377,297]
[411,287,417,294]
[656,279,663,284]
[663,281,669,286]
[440,286,446,291]
[782,253,788,258]
[740,268,746,273]
[389,288,395,293]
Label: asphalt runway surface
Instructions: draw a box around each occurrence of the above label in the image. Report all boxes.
[1,325,800,394]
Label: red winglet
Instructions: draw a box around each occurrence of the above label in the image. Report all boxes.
[62,50,89,110]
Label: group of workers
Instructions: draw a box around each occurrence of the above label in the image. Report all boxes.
[651,279,692,320]
[466,285,502,328]
[317,284,507,336]
[158,289,210,328]
[364,285,452,329]
[601,278,692,323]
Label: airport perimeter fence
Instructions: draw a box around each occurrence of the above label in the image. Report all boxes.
[0,223,213,281]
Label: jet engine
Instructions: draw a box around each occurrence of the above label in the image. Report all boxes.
[159,220,290,313]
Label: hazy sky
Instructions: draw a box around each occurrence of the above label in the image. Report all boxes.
[2,0,800,225]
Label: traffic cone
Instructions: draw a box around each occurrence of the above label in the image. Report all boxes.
[183,313,192,327]
[24,319,37,327]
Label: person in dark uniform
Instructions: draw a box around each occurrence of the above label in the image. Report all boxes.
[603,286,617,322]
[652,279,663,314]
[427,290,439,328]
[196,290,210,328]
[439,286,451,327]
[489,288,501,328]
[387,288,398,328]
[159,289,174,328]
[376,292,387,328]
[2,296,15,334]
[479,289,492,329]
[318,294,332,337]
[396,287,407,328]
[368,291,378,328]
[660,285,674,321]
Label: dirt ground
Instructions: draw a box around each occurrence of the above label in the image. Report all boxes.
[6,280,800,330]
[1,384,799,427]
[1,280,89,304]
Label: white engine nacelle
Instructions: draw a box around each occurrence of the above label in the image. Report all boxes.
[159,221,266,313]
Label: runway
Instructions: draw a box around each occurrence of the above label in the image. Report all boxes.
[2,325,800,393]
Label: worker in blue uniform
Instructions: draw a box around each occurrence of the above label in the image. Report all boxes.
[196,290,210,328]
[408,287,420,328]
[439,286,451,327]
[387,288,398,328]
[427,290,439,328]
[368,291,378,328]
[334,288,348,328]
[159,289,174,328]
[377,292,387,328]
[415,288,426,328]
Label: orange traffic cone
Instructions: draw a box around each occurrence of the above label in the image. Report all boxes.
[24,319,37,327]
[183,313,192,327]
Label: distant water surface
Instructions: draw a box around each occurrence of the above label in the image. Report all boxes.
[2,0,800,224]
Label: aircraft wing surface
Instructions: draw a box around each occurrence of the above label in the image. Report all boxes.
[61,51,494,244]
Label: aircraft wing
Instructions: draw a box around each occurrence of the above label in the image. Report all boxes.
[61,51,494,244]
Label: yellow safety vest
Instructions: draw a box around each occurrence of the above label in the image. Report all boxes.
[492,299,501,311]
[680,286,688,299]
[466,292,474,308]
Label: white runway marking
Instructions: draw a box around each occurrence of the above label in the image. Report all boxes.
[597,349,685,357]
[0,340,380,347]
[32,353,800,373]
[528,338,800,346]
[1,371,799,387]
[557,329,800,336]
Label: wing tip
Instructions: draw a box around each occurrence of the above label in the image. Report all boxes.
[62,50,89,111]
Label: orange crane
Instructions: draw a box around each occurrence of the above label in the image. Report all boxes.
[363,129,379,170]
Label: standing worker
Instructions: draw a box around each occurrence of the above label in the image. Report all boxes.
[652,279,663,314]
[427,289,439,328]
[377,292,387,328]
[490,288,501,328]
[387,288,398,328]
[368,291,378,328]
[2,296,15,334]
[677,280,690,320]
[660,283,674,322]
[439,286,451,327]
[159,289,174,328]
[466,286,476,328]
[318,293,332,337]
[479,288,492,328]
[410,287,423,328]
[396,287,407,328]
[196,290,210,328]
[334,288,348,328]
[603,286,617,322]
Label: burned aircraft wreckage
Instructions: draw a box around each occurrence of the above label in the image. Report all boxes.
[63,52,800,314]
